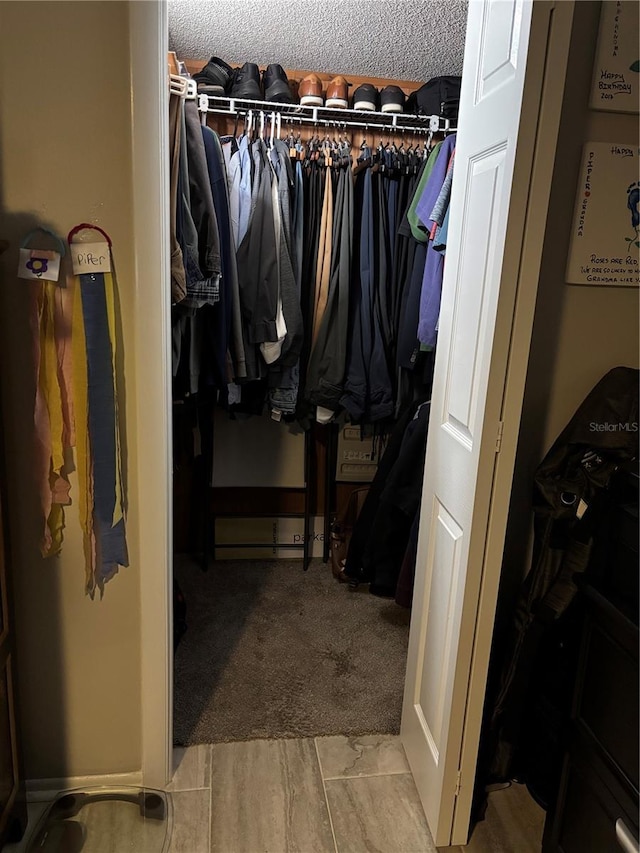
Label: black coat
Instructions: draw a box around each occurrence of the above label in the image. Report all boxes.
[488,366,639,786]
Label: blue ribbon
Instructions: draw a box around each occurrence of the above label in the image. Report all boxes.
[79,271,128,589]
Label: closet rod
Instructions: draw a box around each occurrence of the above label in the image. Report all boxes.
[198,94,456,135]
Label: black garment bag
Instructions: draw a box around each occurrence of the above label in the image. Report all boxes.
[486,366,639,791]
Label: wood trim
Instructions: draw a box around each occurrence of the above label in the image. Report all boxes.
[211,487,305,516]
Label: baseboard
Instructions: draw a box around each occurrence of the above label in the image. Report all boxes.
[26,770,144,801]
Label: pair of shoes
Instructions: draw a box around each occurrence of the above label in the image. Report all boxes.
[353,83,405,113]
[263,64,294,103]
[194,58,294,104]
[299,74,350,109]
[193,56,235,96]
[232,62,294,103]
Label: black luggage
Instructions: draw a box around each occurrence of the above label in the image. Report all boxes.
[407,76,462,120]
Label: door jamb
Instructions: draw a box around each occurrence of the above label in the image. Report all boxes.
[129,0,174,789]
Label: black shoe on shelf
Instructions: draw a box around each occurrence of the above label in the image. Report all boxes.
[193,56,235,96]
[263,64,294,104]
[380,85,405,114]
[230,62,263,100]
[352,83,378,111]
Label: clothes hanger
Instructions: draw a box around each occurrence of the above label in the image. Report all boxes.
[339,124,350,167]
[169,74,187,97]
[268,111,275,148]
[285,118,295,156]
[353,126,371,174]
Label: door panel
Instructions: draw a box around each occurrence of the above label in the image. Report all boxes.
[479,0,523,97]
[447,145,507,432]
[417,500,464,755]
[401,0,575,846]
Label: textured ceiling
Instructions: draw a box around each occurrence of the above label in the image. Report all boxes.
[169,0,468,83]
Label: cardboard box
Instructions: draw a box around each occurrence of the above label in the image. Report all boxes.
[214,516,325,560]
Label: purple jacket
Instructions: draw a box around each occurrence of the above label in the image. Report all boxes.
[415,134,456,346]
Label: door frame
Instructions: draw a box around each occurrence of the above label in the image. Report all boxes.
[130,0,575,803]
[129,0,174,788]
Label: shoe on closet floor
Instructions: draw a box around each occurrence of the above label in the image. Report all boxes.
[264,64,294,103]
[380,85,405,113]
[230,62,263,100]
[299,73,323,106]
[193,56,235,96]
[326,75,350,109]
[352,82,378,111]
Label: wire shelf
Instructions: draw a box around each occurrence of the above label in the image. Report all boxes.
[198,94,456,135]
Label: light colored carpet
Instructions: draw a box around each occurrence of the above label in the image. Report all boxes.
[173,558,410,745]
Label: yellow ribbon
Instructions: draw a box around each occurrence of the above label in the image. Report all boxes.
[71,273,96,594]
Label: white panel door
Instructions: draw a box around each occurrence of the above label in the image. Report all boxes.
[401,0,573,846]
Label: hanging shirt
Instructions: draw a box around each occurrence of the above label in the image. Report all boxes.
[415,135,456,234]
[430,150,455,227]
[415,135,457,347]
[237,134,252,247]
[236,140,280,380]
[405,142,443,243]
[433,206,451,254]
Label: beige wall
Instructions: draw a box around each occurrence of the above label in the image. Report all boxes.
[0,2,141,779]
[501,0,639,605]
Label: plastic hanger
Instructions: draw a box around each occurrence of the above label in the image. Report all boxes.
[269,111,276,148]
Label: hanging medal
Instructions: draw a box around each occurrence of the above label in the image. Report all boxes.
[19,227,74,559]
[68,223,128,596]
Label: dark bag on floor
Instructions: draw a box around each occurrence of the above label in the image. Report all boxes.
[330,487,370,582]
[407,76,462,119]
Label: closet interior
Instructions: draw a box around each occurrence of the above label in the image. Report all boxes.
[169,50,456,742]
[165,4,578,849]
[171,70,454,553]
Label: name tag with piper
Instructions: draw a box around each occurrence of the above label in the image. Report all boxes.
[71,242,111,275]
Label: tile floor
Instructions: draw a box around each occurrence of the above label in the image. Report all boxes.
[171,735,435,853]
[4,735,545,853]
